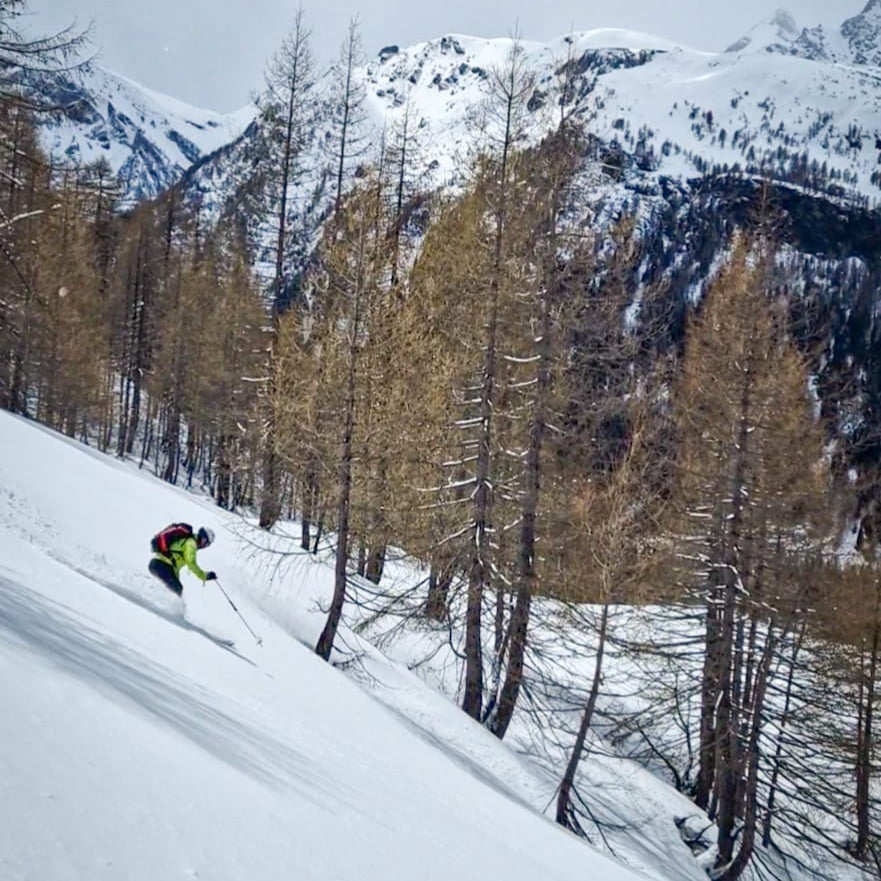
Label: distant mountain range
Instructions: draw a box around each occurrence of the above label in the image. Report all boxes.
[28,3,881,490]
[33,3,881,211]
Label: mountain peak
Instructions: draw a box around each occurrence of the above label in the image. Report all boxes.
[842,0,881,65]
[769,8,800,38]
[725,7,857,63]
[31,63,253,205]
[725,8,800,53]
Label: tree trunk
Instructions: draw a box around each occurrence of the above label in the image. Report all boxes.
[855,596,880,860]
[717,632,775,881]
[488,278,552,739]
[365,544,385,584]
[315,252,363,661]
[762,623,804,846]
[713,355,753,872]
[696,583,722,811]
[556,604,610,830]
[425,560,453,621]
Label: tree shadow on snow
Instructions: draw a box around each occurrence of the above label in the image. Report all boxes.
[0,576,339,811]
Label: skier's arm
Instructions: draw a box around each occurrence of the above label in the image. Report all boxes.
[182,538,209,582]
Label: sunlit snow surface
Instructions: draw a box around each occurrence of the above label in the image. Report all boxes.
[0,410,663,881]
[359,29,881,198]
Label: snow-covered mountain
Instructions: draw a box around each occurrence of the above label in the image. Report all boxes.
[28,11,881,467]
[162,20,881,321]
[724,1,881,66]
[172,17,881,271]
[842,0,881,66]
[725,8,851,62]
[34,6,881,215]
[242,25,877,191]
[366,18,880,199]
[31,62,254,204]
[724,9,805,55]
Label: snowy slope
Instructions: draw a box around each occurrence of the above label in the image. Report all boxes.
[358,27,881,197]
[31,11,881,237]
[0,410,663,881]
[32,62,254,204]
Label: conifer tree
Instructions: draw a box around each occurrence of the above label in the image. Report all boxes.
[458,38,536,721]
[554,401,669,831]
[257,8,316,528]
[484,125,585,738]
[327,18,369,216]
[271,173,393,662]
[31,167,106,434]
[674,235,830,881]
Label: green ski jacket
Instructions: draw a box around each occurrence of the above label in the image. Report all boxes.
[153,536,209,582]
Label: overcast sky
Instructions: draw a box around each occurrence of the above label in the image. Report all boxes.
[26,0,861,113]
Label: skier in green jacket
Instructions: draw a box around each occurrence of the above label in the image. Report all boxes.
[149,525,217,596]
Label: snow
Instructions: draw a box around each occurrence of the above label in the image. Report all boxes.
[46,17,881,235]
[724,8,803,54]
[0,410,659,881]
[353,25,881,208]
[37,63,255,203]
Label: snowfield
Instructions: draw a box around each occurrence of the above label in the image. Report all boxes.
[0,410,661,881]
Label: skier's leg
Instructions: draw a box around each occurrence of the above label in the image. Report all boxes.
[148,558,183,596]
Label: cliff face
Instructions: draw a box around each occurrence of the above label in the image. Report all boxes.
[842,0,881,66]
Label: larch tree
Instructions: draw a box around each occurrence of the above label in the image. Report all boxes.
[30,167,106,435]
[0,4,90,415]
[113,205,161,458]
[270,173,394,662]
[380,95,426,289]
[484,124,586,738]
[805,556,881,866]
[390,190,491,620]
[554,397,671,832]
[674,235,830,881]
[327,18,369,217]
[256,8,316,529]
[0,103,48,413]
[346,102,429,583]
[457,38,536,721]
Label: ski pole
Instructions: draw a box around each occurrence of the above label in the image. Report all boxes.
[215,579,263,646]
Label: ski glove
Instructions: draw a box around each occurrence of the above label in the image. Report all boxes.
[205,571,217,581]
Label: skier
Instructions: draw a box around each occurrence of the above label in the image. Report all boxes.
[149,524,217,597]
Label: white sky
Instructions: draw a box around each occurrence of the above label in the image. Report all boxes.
[26,0,861,112]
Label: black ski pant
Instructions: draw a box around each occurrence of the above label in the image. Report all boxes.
[149,557,183,596]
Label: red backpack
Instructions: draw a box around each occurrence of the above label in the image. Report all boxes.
[151,522,194,556]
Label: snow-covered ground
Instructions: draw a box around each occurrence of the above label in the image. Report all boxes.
[0,410,671,881]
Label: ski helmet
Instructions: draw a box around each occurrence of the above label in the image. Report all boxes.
[197,526,215,547]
